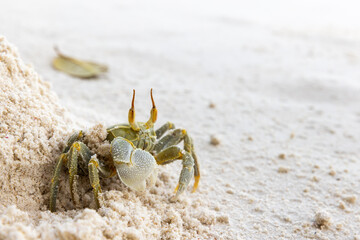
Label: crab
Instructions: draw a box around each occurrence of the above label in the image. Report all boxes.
[49,89,200,212]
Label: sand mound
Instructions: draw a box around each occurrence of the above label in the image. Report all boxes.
[0,37,71,211]
[0,37,225,239]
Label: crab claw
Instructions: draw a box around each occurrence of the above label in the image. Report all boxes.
[111,137,156,191]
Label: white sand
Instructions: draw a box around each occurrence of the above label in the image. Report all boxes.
[1,0,360,239]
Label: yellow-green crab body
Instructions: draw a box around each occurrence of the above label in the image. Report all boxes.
[49,89,200,212]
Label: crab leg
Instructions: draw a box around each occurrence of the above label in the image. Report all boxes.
[63,131,84,153]
[88,156,102,209]
[49,130,85,212]
[155,121,175,139]
[67,142,93,207]
[155,146,195,200]
[154,129,200,193]
[88,155,115,209]
[153,129,186,152]
[49,153,67,212]
[184,135,200,193]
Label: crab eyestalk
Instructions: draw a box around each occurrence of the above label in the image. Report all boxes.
[128,89,140,131]
[146,88,157,129]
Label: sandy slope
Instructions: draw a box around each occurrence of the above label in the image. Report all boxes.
[1,0,360,239]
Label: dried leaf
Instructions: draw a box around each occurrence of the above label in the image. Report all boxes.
[52,47,108,78]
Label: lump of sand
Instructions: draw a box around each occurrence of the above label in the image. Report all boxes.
[314,210,332,229]
[0,37,72,211]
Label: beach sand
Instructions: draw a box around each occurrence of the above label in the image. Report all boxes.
[1,0,360,239]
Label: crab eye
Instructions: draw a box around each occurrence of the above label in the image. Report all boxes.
[146,88,157,128]
[128,89,140,131]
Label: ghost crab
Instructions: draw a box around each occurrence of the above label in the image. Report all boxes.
[49,89,200,212]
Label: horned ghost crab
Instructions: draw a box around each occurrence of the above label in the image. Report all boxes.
[49,89,200,212]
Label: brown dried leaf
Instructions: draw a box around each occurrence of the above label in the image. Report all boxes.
[52,47,108,78]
